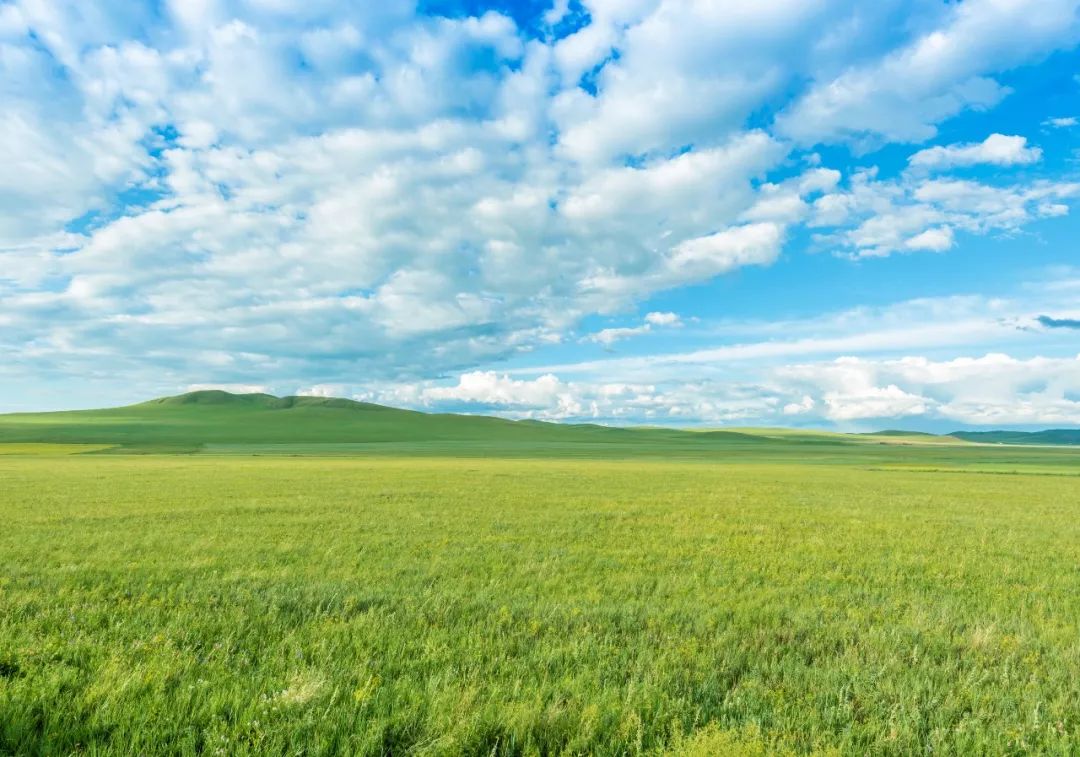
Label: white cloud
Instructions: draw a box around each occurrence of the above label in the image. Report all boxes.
[361,351,1080,427]
[811,166,1078,258]
[553,0,836,164]
[776,0,1080,145]
[783,396,815,415]
[296,384,349,398]
[421,371,574,412]
[904,226,954,252]
[585,325,652,346]
[583,310,683,345]
[739,168,840,224]
[780,353,1080,426]
[543,0,572,28]
[1,0,1079,406]
[1,31,794,385]
[329,277,1080,427]
[527,322,1002,377]
[666,223,783,282]
[364,371,782,423]
[186,383,271,394]
[644,311,681,326]
[1043,116,1077,128]
[823,384,930,421]
[908,133,1042,170]
[522,290,1032,380]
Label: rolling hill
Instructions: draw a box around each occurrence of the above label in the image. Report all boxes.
[0,390,1076,456]
[949,429,1080,446]
[0,390,632,448]
[0,390,758,454]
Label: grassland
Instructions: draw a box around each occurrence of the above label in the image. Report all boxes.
[1,394,1079,754]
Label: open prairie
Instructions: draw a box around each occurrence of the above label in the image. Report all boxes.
[2,430,1079,754]
[9,0,1080,753]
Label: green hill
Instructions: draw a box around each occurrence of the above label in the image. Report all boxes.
[949,429,1080,446]
[0,390,627,448]
[0,390,751,455]
[1,391,1076,460]
[0,390,867,459]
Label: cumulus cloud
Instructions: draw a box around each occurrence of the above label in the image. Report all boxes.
[1043,116,1077,128]
[666,223,783,281]
[776,0,1080,145]
[810,166,1078,258]
[356,351,1080,427]
[779,353,1080,426]
[437,287,1080,427]
[904,226,954,252]
[644,311,681,327]
[823,385,931,421]
[908,133,1043,171]
[583,325,651,346]
[0,7,799,388]
[783,396,815,415]
[186,383,271,394]
[423,371,568,409]
[363,371,784,423]
[123,284,1080,428]
[583,310,683,346]
[551,0,842,164]
[1,0,1079,408]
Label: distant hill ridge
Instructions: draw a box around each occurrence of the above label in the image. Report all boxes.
[0,390,656,450]
[0,390,1076,451]
[949,429,1080,446]
[141,390,400,412]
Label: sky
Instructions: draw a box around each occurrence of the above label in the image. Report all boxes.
[1,0,1079,430]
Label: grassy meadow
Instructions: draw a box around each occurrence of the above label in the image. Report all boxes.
[1,394,1079,754]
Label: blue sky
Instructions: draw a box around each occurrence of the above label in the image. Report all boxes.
[1,0,1079,430]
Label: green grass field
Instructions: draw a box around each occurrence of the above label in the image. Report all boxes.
[2,394,1079,754]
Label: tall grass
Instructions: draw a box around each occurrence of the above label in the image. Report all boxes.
[2,454,1079,754]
